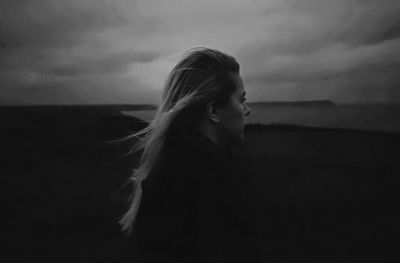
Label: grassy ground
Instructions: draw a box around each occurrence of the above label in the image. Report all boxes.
[2,106,399,262]
[242,124,400,262]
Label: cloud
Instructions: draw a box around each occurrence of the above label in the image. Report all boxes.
[0,0,399,104]
[0,0,126,49]
[244,38,400,83]
[46,51,161,77]
[0,0,128,75]
[0,0,155,104]
[0,73,160,105]
[238,0,400,103]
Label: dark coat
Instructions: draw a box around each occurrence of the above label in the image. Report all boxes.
[131,130,261,263]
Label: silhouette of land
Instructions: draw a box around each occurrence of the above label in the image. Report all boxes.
[2,105,399,262]
[247,99,336,107]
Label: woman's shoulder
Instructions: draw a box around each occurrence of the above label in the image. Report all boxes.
[143,141,210,193]
[156,139,219,187]
[164,141,214,185]
[144,129,253,195]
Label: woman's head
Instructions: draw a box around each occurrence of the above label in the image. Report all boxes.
[119,47,249,233]
[158,47,250,145]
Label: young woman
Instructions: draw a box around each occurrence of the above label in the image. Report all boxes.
[120,47,260,262]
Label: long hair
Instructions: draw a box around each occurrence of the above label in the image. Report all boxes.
[119,47,240,233]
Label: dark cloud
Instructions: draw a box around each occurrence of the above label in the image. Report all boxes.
[0,0,128,77]
[0,0,162,104]
[246,58,400,103]
[239,0,400,103]
[249,0,400,56]
[0,74,160,105]
[247,54,399,85]
[47,51,161,77]
[330,6,400,46]
[0,0,126,49]
[379,23,400,43]
[1,0,399,104]
[320,64,400,103]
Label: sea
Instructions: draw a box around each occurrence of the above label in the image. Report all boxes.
[122,104,400,134]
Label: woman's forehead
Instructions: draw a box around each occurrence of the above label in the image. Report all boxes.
[230,73,245,95]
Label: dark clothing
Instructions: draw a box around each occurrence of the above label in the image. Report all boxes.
[132,130,261,262]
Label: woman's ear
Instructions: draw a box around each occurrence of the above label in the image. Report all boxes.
[206,101,220,123]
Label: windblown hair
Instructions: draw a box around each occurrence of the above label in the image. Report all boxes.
[119,47,240,233]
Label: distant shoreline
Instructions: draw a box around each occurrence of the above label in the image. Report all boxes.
[2,100,400,108]
[248,100,335,107]
[0,104,157,111]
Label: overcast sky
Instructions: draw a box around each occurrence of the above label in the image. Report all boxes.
[1,0,399,105]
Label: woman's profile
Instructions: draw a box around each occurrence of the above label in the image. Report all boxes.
[120,47,260,262]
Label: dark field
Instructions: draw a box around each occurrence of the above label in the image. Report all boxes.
[2,105,400,262]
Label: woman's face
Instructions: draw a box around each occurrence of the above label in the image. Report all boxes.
[218,73,250,143]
